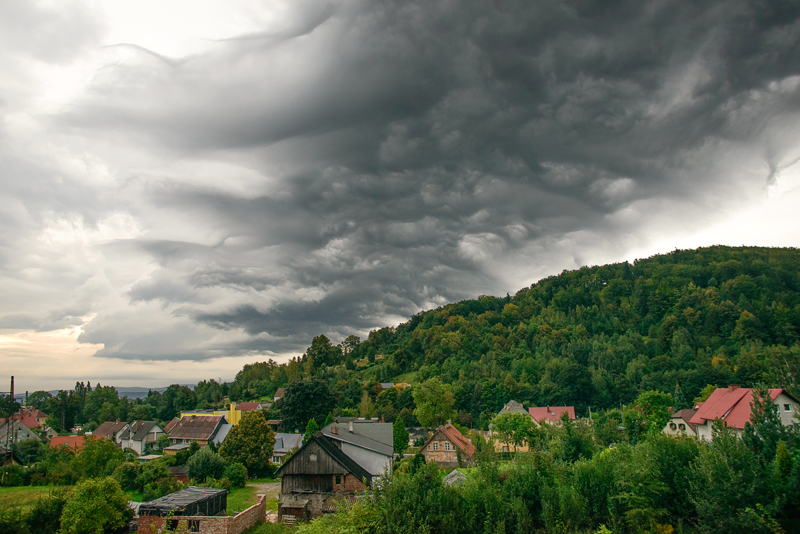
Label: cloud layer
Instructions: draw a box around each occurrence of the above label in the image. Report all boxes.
[2,0,800,387]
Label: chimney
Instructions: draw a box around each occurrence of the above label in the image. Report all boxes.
[381,415,385,423]
[349,421,354,433]
[332,426,339,435]
[116,419,120,424]
[729,384,740,391]
[10,376,14,402]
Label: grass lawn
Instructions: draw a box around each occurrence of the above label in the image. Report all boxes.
[123,489,144,502]
[0,486,60,511]
[393,371,419,384]
[227,485,257,515]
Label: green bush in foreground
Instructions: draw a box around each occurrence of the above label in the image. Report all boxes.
[59,477,131,534]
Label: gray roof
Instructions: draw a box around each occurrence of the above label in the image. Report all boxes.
[443,469,466,487]
[164,443,191,451]
[118,421,162,442]
[274,433,303,453]
[212,424,233,445]
[497,400,527,416]
[321,423,393,456]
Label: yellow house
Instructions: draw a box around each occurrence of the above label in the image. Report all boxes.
[180,402,269,426]
[490,400,538,454]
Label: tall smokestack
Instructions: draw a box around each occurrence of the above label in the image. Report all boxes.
[10,376,14,402]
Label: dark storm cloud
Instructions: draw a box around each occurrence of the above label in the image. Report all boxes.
[65,0,800,358]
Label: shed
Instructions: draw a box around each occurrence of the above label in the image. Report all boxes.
[138,487,228,517]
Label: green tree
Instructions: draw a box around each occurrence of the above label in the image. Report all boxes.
[305,335,342,368]
[393,416,409,456]
[413,378,455,428]
[76,436,125,479]
[186,446,227,483]
[743,387,789,462]
[359,391,377,419]
[25,391,53,411]
[59,477,130,534]
[491,412,537,460]
[219,410,275,477]
[278,379,337,432]
[303,418,319,445]
[323,412,334,427]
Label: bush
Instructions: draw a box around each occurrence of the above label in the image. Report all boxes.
[224,462,248,488]
[59,477,132,534]
[113,462,143,491]
[26,488,68,534]
[0,464,31,486]
[0,507,30,534]
[187,446,227,483]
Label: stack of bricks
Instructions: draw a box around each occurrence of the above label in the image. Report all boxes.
[138,495,266,534]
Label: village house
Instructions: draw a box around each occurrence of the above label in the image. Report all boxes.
[689,385,799,440]
[529,406,576,424]
[662,409,698,437]
[277,421,393,523]
[50,435,89,451]
[421,422,476,467]
[168,415,228,447]
[272,433,303,465]
[117,421,167,455]
[273,388,287,402]
[491,400,535,453]
[93,420,129,443]
[7,408,49,429]
[0,419,40,446]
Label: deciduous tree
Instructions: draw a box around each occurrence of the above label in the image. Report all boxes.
[219,410,275,477]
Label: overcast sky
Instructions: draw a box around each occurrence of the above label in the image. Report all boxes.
[2,0,800,392]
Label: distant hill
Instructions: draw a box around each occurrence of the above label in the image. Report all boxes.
[246,245,800,427]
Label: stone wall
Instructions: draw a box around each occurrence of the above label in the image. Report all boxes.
[138,495,265,534]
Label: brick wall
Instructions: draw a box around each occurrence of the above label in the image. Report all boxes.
[344,474,365,492]
[138,495,265,534]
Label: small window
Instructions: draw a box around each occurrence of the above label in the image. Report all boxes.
[310,454,317,462]
[669,423,676,430]
[444,442,450,451]
[678,424,686,430]
[785,404,792,412]
[432,443,438,451]
[335,475,342,485]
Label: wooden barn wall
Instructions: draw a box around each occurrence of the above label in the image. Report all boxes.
[282,474,334,493]
[280,440,348,476]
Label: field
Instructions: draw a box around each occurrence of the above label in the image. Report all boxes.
[0,485,145,512]
[227,477,280,516]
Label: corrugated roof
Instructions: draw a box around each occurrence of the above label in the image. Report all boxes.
[529,406,576,423]
[164,418,180,433]
[168,415,226,441]
[212,424,233,445]
[274,433,303,453]
[689,387,796,429]
[321,423,394,456]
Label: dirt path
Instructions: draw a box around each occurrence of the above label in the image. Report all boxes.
[250,481,281,522]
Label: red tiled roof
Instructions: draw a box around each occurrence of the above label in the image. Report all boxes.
[50,436,89,450]
[689,387,794,429]
[529,406,576,423]
[438,423,476,458]
[237,402,262,411]
[274,388,286,398]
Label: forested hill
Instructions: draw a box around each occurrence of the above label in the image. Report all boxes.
[229,246,800,430]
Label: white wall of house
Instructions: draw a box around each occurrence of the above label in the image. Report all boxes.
[697,394,798,441]
[662,417,697,437]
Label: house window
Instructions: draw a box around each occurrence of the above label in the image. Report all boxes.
[335,475,342,485]
[785,404,792,412]
[669,423,676,430]
[432,443,438,451]
[444,442,450,451]
[678,424,686,431]
[310,454,317,462]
